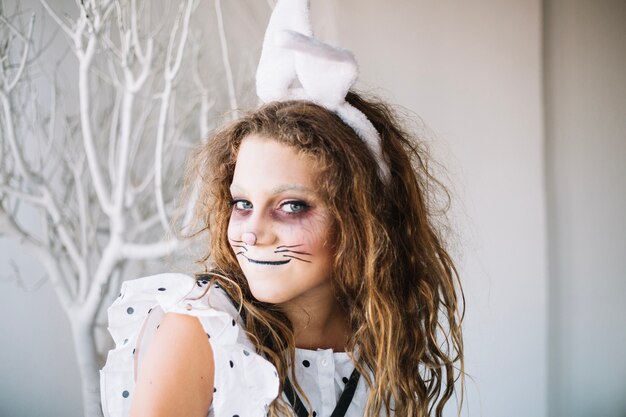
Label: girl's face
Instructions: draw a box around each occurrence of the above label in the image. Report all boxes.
[227,134,334,305]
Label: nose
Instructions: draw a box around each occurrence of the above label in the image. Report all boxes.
[241,232,257,245]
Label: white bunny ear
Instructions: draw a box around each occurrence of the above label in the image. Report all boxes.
[255,0,391,183]
[278,30,358,110]
[256,0,311,102]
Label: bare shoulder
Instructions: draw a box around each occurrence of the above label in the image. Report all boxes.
[130,312,214,417]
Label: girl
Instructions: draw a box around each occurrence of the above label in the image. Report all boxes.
[100,2,464,417]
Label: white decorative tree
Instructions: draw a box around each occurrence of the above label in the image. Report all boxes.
[0,0,262,415]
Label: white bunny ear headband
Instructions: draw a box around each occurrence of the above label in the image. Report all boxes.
[256,0,391,182]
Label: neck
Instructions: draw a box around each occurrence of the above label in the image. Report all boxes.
[280,287,350,352]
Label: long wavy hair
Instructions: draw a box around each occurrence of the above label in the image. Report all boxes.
[182,91,464,417]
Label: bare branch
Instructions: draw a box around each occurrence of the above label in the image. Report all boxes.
[39,0,73,37]
[1,91,38,184]
[129,0,145,62]
[166,0,194,79]
[0,185,45,206]
[71,160,90,299]
[129,39,153,92]
[78,36,113,214]
[5,12,34,92]
[121,239,180,260]
[107,90,122,185]
[0,13,29,43]
[153,0,195,236]
[191,40,215,138]
[40,188,87,286]
[215,0,238,113]
[0,203,72,306]
[4,259,47,292]
[111,87,135,218]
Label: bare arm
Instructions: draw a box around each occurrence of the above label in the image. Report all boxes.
[130,312,214,417]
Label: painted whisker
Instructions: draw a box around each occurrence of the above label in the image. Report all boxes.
[274,249,311,256]
[281,255,312,263]
[276,244,303,249]
[232,244,248,251]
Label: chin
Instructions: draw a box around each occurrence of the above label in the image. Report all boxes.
[248,286,289,304]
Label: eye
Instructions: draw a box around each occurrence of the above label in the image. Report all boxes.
[231,199,252,211]
[280,201,309,214]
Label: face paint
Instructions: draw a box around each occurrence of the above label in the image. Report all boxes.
[227,134,334,305]
[274,245,312,263]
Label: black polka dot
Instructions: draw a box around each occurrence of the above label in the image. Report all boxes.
[158,287,166,291]
[313,412,317,417]
[243,350,250,356]
[231,319,236,326]
[207,333,211,339]
[214,387,217,393]
[342,377,349,384]
[126,307,134,314]
[233,415,239,417]
[148,308,152,314]
[132,348,135,354]
[118,293,122,298]
[122,390,129,398]
[302,360,310,367]
[196,281,202,287]
[229,360,234,368]
[123,338,128,344]
[156,325,160,329]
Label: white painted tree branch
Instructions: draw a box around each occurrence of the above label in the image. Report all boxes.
[2,2,261,415]
[5,13,35,92]
[121,239,180,259]
[112,87,137,220]
[0,204,73,308]
[129,0,146,63]
[78,37,113,215]
[154,0,195,235]
[215,0,238,113]
[107,91,122,185]
[0,91,38,184]
[0,185,44,207]
[39,0,73,37]
[71,161,91,301]
[191,41,215,138]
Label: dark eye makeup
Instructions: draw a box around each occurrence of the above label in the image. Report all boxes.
[280,200,310,214]
[231,199,253,210]
[229,199,311,216]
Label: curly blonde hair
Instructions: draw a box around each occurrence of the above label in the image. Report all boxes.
[183,91,464,417]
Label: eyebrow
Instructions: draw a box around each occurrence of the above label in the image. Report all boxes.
[229,184,314,195]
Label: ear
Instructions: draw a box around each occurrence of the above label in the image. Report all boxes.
[278,30,358,110]
[256,0,312,103]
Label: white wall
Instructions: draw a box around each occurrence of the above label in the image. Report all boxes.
[334,1,547,416]
[0,242,83,417]
[544,1,626,416]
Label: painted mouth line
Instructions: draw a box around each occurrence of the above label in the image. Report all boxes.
[243,254,291,265]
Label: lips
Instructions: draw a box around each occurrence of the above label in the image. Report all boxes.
[242,254,291,265]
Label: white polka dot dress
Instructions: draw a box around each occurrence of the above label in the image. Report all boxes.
[99,273,279,417]
[100,273,379,417]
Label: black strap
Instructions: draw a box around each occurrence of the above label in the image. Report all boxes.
[283,377,309,417]
[284,368,361,417]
